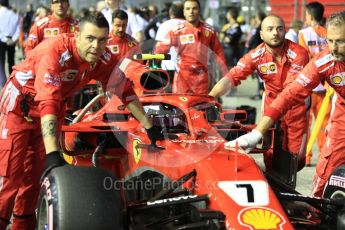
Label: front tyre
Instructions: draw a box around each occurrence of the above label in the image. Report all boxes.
[37,166,123,230]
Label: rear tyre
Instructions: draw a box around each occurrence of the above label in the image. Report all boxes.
[323,164,345,230]
[324,164,345,199]
[37,166,123,230]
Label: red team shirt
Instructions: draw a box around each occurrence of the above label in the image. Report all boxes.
[264,48,345,196]
[0,32,137,223]
[24,15,78,54]
[266,48,345,126]
[225,40,309,105]
[106,32,141,63]
[155,21,227,94]
[225,40,310,155]
[156,21,226,70]
[3,33,137,118]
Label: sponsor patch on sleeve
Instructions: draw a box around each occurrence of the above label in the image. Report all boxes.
[237,61,246,69]
[36,17,49,27]
[102,51,111,61]
[119,58,131,72]
[59,50,72,67]
[28,34,37,41]
[43,73,61,87]
[250,47,265,59]
[330,72,345,86]
[160,38,171,45]
[289,63,304,73]
[291,63,304,71]
[287,49,297,59]
[296,73,311,87]
[315,54,333,68]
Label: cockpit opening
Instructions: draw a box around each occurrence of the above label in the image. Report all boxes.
[144,103,188,134]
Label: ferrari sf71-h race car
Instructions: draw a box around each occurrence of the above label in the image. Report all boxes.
[37,55,345,230]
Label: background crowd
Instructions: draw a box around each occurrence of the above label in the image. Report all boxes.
[0,0,269,93]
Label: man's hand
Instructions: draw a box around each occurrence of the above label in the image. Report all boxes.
[209,77,232,99]
[44,151,66,172]
[224,130,263,153]
[146,126,164,146]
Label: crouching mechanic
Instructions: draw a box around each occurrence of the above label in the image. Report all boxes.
[209,15,309,168]
[0,13,162,230]
[225,11,345,197]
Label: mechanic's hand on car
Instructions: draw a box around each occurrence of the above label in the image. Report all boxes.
[42,151,67,179]
[146,126,164,146]
[224,129,263,153]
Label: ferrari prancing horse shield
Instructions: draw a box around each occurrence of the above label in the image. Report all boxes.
[133,138,142,163]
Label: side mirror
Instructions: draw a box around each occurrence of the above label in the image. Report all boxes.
[221,109,247,123]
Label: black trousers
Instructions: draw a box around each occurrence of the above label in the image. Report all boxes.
[0,41,15,86]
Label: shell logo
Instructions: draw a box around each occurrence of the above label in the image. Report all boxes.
[44,29,52,37]
[238,207,286,230]
[260,66,268,73]
[331,75,342,85]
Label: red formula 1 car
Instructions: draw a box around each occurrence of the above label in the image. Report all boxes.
[37,55,345,230]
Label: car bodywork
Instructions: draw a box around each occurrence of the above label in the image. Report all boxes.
[38,56,345,230]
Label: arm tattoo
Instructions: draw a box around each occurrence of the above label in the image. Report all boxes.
[41,119,57,138]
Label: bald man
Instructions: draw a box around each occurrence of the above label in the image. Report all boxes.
[209,15,310,169]
[225,11,345,197]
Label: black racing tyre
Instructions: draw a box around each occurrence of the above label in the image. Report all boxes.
[323,164,345,230]
[37,166,123,230]
[323,164,345,199]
